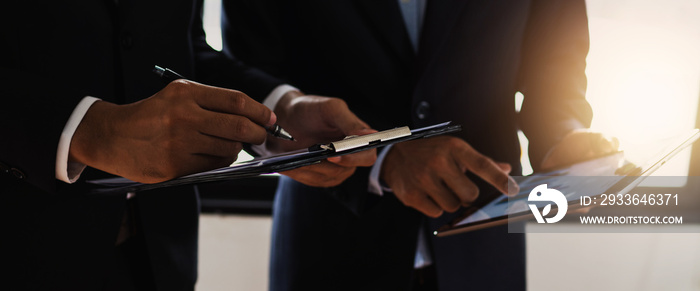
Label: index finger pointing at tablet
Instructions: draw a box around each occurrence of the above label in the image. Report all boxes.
[453,142,519,196]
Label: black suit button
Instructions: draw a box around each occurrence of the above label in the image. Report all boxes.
[416,101,431,120]
[10,168,25,180]
[0,161,10,174]
[121,32,133,50]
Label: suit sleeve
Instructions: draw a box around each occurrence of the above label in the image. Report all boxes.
[0,4,84,193]
[0,67,83,194]
[517,0,593,171]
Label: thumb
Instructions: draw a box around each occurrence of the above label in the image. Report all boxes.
[326,101,371,135]
[327,127,378,165]
[347,128,378,136]
[496,162,512,174]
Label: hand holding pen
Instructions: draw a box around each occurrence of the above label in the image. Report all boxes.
[69,66,278,184]
[153,65,294,141]
[149,65,375,188]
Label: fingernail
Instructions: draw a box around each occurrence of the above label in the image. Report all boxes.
[327,157,341,163]
[268,112,278,127]
[507,177,519,196]
[431,211,444,218]
[502,165,512,174]
[357,128,378,135]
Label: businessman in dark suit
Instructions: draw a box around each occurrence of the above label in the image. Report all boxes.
[222,0,617,290]
[1,1,374,290]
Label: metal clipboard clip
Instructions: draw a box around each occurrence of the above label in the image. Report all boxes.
[312,126,412,152]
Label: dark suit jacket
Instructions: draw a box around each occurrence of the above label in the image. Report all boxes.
[0,1,280,290]
[222,0,592,290]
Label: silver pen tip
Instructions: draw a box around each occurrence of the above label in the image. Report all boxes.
[278,127,295,141]
[268,124,295,141]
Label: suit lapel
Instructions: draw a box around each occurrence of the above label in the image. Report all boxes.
[354,0,414,66]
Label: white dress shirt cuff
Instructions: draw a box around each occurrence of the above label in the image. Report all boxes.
[263,84,299,111]
[251,84,299,157]
[55,96,101,183]
[368,144,394,196]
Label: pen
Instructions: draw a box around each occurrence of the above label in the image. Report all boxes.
[153,65,295,141]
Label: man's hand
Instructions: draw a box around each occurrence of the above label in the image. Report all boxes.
[266,90,377,187]
[540,129,619,170]
[541,129,620,214]
[381,136,517,218]
[69,80,275,183]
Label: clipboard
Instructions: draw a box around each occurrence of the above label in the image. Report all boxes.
[87,122,461,194]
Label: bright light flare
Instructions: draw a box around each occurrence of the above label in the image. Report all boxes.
[585,1,700,181]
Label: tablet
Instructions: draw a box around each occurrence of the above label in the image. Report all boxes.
[435,129,700,237]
